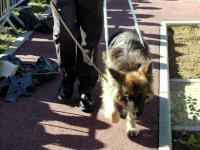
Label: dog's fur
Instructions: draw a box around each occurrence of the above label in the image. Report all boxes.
[100,30,154,137]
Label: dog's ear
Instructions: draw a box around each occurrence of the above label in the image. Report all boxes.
[138,62,152,76]
[108,68,125,84]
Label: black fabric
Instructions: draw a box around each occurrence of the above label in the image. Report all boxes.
[0,55,59,102]
[0,77,9,96]
[19,8,53,34]
[9,8,53,34]
[6,73,33,102]
[18,0,30,7]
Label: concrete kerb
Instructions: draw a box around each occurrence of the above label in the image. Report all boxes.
[159,21,171,150]
[159,21,200,150]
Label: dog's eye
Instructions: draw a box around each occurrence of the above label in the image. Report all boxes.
[124,95,129,101]
[124,95,134,101]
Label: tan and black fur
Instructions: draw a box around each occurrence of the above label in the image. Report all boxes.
[101,30,154,137]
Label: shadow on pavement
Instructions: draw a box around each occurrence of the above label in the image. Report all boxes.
[128,95,159,148]
[0,82,110,150]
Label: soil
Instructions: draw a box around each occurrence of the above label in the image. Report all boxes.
[173,131,200,150]
[168,25,200,79]
[168,25,200,149]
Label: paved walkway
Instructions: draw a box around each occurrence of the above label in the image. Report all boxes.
[1,0,200,149]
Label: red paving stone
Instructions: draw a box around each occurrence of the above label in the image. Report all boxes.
[1,0,200,149]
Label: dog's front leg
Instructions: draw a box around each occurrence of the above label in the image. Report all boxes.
[112,103,120,123]
[126,101,139,137]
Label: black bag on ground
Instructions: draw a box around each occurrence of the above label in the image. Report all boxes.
[10,8,53,34]
[20,8,53,33]
[18,8,40,31]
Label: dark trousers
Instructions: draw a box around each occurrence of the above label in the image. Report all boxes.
[51,0,103,94]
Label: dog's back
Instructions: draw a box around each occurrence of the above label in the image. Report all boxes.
[108,30,152,82]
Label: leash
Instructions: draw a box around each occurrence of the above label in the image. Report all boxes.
[103,0,110,63]
[104,0,145,63]
[50,1,108,82]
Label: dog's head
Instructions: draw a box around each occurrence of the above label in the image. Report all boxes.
[108,63,154,119]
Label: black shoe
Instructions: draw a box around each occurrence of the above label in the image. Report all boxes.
[58,83,73,103]
[79,93,95,112]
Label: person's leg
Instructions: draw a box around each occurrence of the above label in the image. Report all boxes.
[51,0,81,101]
[76,0,103,111]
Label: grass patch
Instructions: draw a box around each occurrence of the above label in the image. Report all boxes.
[29,1,49,17]
[173,131,200,150]
[0,32,17,53]
[0,28,25,54]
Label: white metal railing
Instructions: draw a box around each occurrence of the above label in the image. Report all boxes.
[0,0,29,34]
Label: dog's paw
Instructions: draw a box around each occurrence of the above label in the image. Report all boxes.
[127,129,139,137]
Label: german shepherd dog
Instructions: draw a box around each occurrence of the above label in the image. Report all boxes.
[101,30,154,137]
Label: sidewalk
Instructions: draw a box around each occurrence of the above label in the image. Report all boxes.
[0,0,200,149]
